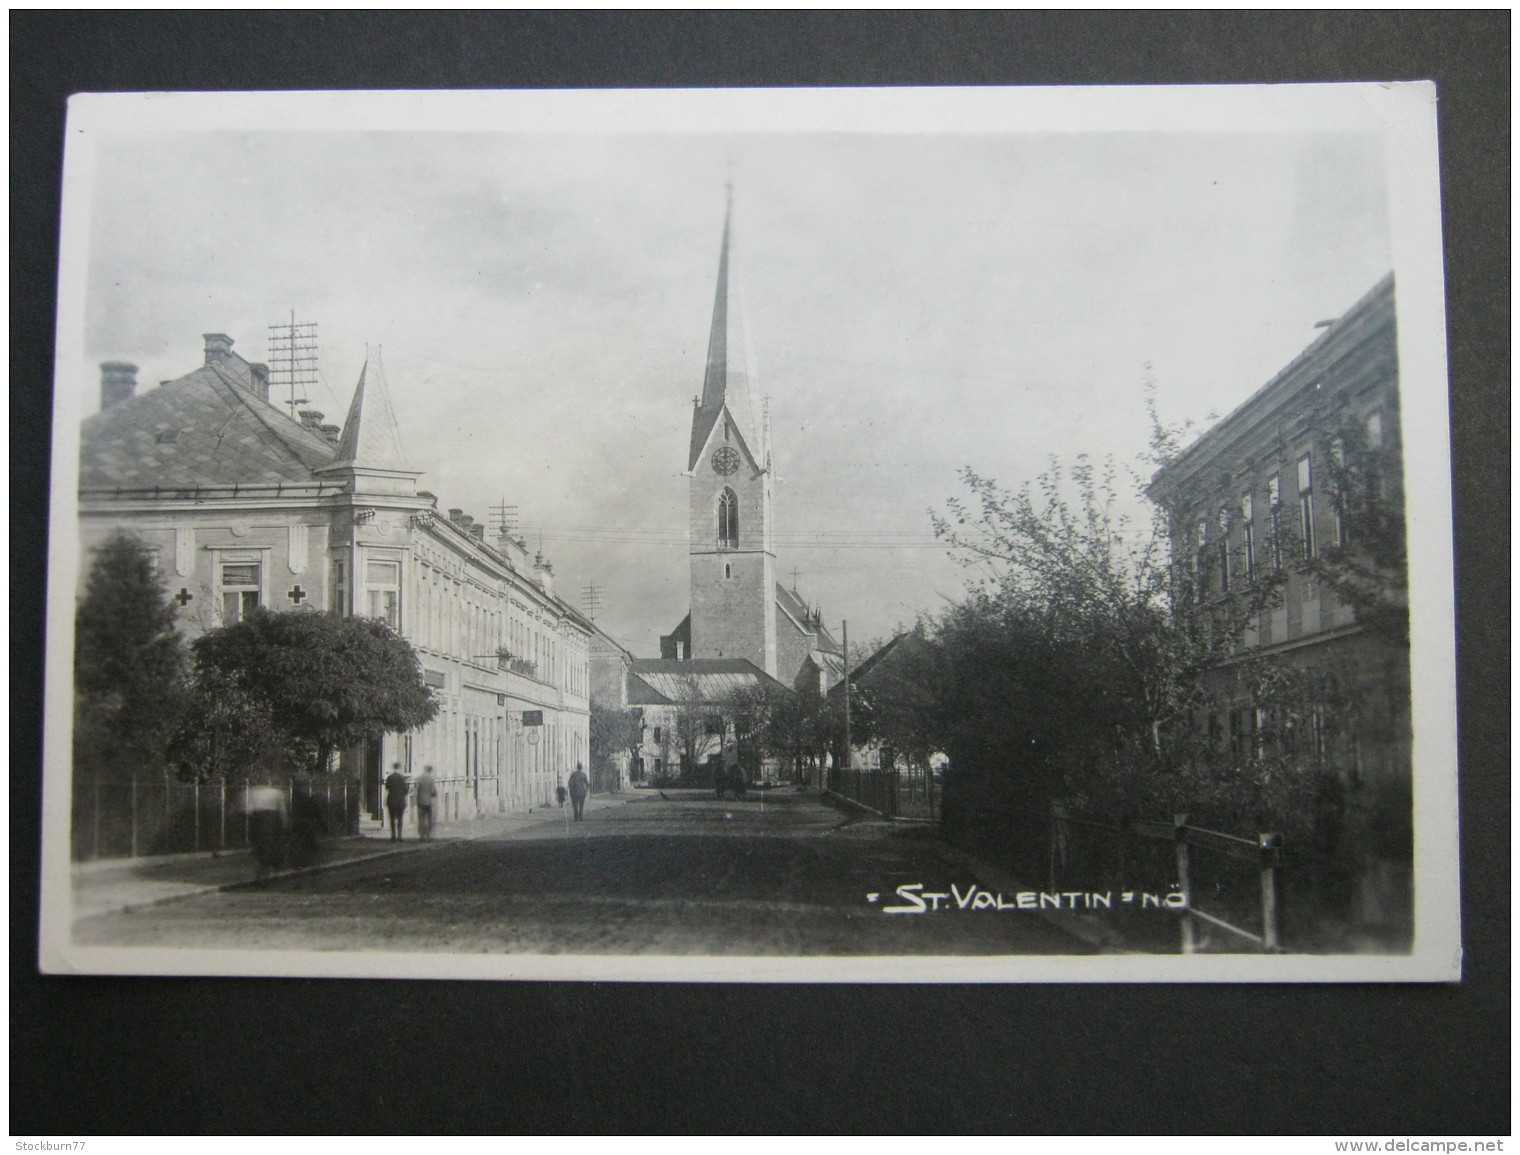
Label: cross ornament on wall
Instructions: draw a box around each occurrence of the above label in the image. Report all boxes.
[287,585,307,605]
[174,588,194,606]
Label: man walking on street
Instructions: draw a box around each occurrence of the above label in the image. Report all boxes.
[568,762,590,821]
[384,763,409,841]
[416,764,438,841]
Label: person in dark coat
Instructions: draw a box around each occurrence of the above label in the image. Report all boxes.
[568,763,590,821]
[247,783,289,881]
[383,764,409,841]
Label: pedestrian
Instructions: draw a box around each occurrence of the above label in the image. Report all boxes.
[556,780,568,809]
[416,764,438,841]
[384,763,409,841]
[568,762,590,821]
[247,782,289,881]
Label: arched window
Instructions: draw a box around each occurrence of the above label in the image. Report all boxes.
[717,488,738,548]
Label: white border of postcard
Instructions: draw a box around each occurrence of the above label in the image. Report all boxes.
[40,84,1459,981]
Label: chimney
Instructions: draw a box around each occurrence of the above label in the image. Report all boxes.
[533,553,554,597]
[99,361,138,410]
[298,409,325,431]
[469,525,485,542]
[203,333,235,364]
[458,514,475,531]
[248,362,271,402]
[319,423,341,444]
[448,508,464,523]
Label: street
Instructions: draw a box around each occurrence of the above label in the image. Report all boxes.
[74,790,1093,956]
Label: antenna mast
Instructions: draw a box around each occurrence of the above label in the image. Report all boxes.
[581,582,604,621]
[489,498,519,547]
[267,310,319,419]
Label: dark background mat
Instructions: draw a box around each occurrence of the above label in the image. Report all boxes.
[11,11,1509,1136]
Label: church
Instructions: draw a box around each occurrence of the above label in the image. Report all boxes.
[606,195,846,785]
[656,194,844,691]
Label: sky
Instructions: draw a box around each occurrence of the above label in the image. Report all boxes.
[74,121,1392,655]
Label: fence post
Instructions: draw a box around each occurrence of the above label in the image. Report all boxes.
[219,782,227,850]
[93,779,101,861]
[130,776,139,858]
[1174,813,1196,955]
[343,779,349,835]
[243,780,250,846]
[1258,832,1284,952]
[193,780,201,851]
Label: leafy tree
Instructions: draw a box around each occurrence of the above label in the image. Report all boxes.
[167,667,286,783]
[840,629,944,771]
[188,607,438,776]
[927,422,1284,811]
[74,530,188,781]
[589,702,641,785]
[719,681,796,778]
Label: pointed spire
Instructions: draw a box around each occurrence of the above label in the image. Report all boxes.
[689,189,761,471]
[330,353,408,470]
[315,349,420,495]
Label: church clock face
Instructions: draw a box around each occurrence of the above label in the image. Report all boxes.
[711,446,741,476]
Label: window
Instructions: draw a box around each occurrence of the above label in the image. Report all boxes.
[1240,493,1255,584]
[1297,455,1316,559]
[724,562,732,579]
[1267,474,1283,569]
[1216,507,1230,593]
[717,488,738,548]
[332,559,347,616]
[365,558,401,630]
[1366,412,1383,448]
[653,726,662,743]
[220,561,261,624]
[1330,437,1348,547]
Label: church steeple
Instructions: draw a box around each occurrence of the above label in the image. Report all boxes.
[688,189,761,472]
[684,189,778,677]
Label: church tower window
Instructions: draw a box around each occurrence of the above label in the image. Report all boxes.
[717,488,738,548]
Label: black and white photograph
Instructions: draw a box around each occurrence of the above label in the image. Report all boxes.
[39,84,1457,981]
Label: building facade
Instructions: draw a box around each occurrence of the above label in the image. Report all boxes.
[1146,274,1410,934]
[77,332,592,823]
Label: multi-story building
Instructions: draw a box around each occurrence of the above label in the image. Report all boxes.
[77,332,592,823]
[1146,273,1410,933]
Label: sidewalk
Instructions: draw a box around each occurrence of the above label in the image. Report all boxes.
[71,791,634,921]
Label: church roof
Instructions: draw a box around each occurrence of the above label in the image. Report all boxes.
[687,193,763,472]
[775,582,841,653]
[80,350,338,491]
[628,657,790,705]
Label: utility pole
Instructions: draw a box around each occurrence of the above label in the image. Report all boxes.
[266,310,319,420]
[581,582,604,621]
[489,499,519,547]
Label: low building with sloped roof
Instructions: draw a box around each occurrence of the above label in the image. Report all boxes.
[76,332,592,824]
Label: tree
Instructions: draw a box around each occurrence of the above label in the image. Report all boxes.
[74,530,188,781]
[187,607,438,776]
[928,437,1284,810]
[720,681,794,778]
[167,667,286,783]
[589,702,641,786]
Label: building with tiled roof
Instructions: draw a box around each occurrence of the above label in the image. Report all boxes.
[77,332,592,825]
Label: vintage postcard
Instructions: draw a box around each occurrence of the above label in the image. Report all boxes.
[40,85,1457,981]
